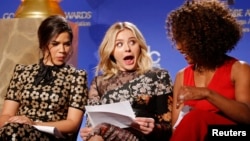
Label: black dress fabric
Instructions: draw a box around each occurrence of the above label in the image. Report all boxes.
[86,68,173,141]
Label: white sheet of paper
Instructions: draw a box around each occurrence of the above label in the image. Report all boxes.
[173,105,191,130]
[85,100,135,128]
[33,125,64,138]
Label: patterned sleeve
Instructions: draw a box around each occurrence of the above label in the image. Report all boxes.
[149,69,173,140]
[69,69,88,111]
[87,76,102,106]
[85,76,102,127]
[5,64,25,102]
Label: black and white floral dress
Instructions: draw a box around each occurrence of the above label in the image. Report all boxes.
[0,61,88,141]
[86,68,173,141]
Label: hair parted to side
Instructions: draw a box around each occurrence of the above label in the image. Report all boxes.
[95,21,153,79]
[38,15,73,59]
[166,0,242,69]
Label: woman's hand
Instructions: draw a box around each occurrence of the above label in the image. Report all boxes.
[132,117,155,135]
[79,127,93,140]
[176,86,210,108]
[7,115,35,125]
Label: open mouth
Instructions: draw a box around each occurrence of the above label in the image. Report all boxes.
[123,55,134,65]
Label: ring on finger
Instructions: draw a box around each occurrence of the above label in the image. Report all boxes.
[179,95,185,100]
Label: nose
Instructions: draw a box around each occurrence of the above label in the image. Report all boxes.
[124,43,131,52]
[177,49,185,54]
[175,45,185,54]
[59,44,66,52]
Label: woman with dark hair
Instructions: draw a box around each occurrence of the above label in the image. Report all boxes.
[0,15,88,141]
[166,0,250,140]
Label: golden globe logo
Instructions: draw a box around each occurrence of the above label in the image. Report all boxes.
[2,12,15,19]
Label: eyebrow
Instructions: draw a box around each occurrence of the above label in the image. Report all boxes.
[116,37,136,41]
[50,40,71,43]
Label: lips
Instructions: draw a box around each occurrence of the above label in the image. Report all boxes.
[56,56,66,61]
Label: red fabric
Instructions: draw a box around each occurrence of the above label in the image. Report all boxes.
[170,109,236,141]
[184,57,237,112]
[170,57,238,141]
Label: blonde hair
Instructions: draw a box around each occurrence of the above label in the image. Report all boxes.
[95,21,153,79]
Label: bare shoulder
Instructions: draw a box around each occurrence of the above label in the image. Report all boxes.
[173,68,186,92]
[236,60,250,66]
[233,60,250,72]
[232,60,250,81]
[175,68,185,80]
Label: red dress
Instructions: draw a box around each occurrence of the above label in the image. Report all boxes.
[170,57,237,141]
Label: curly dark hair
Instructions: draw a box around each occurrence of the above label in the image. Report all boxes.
[166,0,242,69]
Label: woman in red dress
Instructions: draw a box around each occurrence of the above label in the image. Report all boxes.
[166,0,250,140]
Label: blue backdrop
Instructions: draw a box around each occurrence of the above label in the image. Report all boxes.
[0,0,249,140]
[1,0,249,84]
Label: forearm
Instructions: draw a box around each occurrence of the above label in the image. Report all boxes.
[0,115,11,127]
[207,91,250,124]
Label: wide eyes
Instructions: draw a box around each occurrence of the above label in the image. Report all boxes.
[129,40,136,46]
[116,42,123,47]
[115,40,136,48]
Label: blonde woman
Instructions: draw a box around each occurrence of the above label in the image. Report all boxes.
[80,22,173,141]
